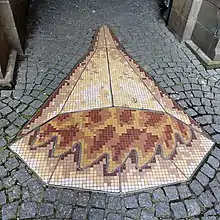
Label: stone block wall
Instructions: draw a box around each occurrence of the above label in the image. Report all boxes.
[168,0,194,40]
[192,0,220,60]
[0,0,29,86]
[168,0,220,61]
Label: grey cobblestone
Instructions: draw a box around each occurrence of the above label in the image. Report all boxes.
[138,193,152,208]
[58,189,76,205]
[199,192,213,208]
[91,192,106,209]
[76,192,90,207]
[56,203,72,219]
[164,186,179,201]
[185,199,201,217]
[89,208,104,220]
[38,202,54,217]
[201,164,215,179]
[5,157,19,171]
[190,180,204,195]
[140,209,154,220]
[19,202,37,219]
[44,187,59,202]
[155,202,171,218]
[126,208,141,219]
[107,195,121,211]
[107,213,121,220]
[0,137,7,148]
[123,195,138,209]
[196,171,210,186]
[177,185,191,199]
[2,201,18,220]
[72,207,88,220]
[0,190,7,205]
[8,185,21,202]
[153,188,167,202]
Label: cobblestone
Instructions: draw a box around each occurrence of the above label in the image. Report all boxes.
[177,185,191,199]
[171,201,187,219]
[38,203,54,217]
[72,207,88,220]
[58,189,76,205]
[138,193,152,208]
[155,202,171,218]
[0,190,7,205]
[76,192,90,207]
[19,202,37,219]
[190,180,204,195]
[126,208,141,219]
[107,213,121,220]
[2,201,18,220]
[164,186,179,201]
[185,199,201,217]
[56,203,72,219]
[91,193,106,209]
[89,208,105,220]
[123,195,139,209]
[107,195,121,211]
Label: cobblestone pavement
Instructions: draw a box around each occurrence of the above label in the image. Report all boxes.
[0,0,220,219]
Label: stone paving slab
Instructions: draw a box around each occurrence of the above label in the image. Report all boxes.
[0,0,220,219]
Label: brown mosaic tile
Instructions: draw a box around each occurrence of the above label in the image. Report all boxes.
[9,26,214,193]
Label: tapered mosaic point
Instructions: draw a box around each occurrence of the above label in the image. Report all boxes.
[10,26,214,193]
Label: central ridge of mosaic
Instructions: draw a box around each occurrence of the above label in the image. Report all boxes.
[10,26,214,193]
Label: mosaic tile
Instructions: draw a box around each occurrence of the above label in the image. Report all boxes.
[61,48,112,113]
[10,132,59,183]
[10,26,214,193]
[120,156,186,193]
[108,48,164,111]
[171,130,214,178]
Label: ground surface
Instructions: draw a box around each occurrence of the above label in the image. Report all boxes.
[0,0,220,219]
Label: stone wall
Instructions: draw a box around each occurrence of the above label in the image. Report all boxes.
[192,0,220,60]
[0,0,29,86]
[168,0,194,40]
[168,0,220,61]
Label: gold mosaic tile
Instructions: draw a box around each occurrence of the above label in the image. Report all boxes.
[61,48,112,113]
[10,26,214,193]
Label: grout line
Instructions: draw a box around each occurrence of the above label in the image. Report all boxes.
[103,27,114,107]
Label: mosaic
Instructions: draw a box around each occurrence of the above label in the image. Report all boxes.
[10,26,214,193]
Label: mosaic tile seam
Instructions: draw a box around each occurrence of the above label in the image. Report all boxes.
[107,48,164,111]
[106,26,205,135]
[21,27,104,136]
[94,25,118,49]
[61,48,112,114]
[49,155,120,192]
[120,156,186,193]
[10,132,59,183]
[21,51,94,136]
[170,130,214,178]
